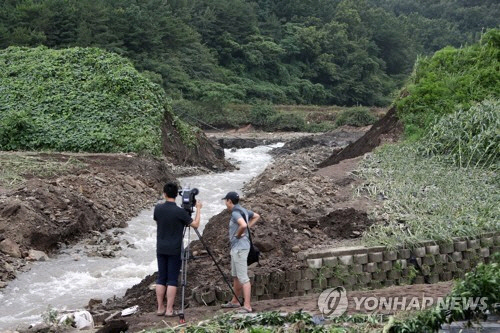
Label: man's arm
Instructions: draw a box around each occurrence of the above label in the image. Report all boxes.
[235,217,247,238]
[189,201,203,229]
[248,213,260,228]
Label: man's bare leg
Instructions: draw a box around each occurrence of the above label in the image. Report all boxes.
[242,282,252,310]
[165,285,177,315]
[230,277,242,305]
[156,284,166,313]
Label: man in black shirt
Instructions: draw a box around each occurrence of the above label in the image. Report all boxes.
[153,182,202,317]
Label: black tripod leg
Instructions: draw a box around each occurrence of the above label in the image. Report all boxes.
[179,227,189,323]
[193,228,243,306]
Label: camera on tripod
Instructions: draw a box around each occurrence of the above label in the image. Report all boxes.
[179,187,199,214]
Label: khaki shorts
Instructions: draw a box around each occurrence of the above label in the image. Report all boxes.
[230,248,250,284]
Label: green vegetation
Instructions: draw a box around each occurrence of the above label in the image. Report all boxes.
[144,311,386,332]
[385,254,500,332]
[396,29,500,140]
[358,139,499,248]
[359,30,500,248]
[418,100,500,169]
[1,0,498,127]
[335,107,378,127]
[0,46,184,154]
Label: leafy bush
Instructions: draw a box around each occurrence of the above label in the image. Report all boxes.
[250,103,278,128]
[396,29,500,140]
[0,46,174,154]
[419,99,500,169]
[269,112,306,131]
[335,107,378,127]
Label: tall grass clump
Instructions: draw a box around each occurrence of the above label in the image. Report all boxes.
[419,100,500,169]
[358,143,499,248]
[396,28,500,140]
[335,107,378,127]
[0,46,188,154]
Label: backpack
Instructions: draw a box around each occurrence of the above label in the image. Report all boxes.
[234,207,260,266]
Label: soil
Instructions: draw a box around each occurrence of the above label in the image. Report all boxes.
[318,106,403,168]
[161,119,232,171]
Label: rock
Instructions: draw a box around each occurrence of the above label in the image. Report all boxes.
[0,239,22,258]
[94,176,107,184]
[248,262,259,269]
[28,322,51,332]
[27,249,49,261]
[87,298,103,309]
[254,241,275,252]
[351,231,362,237]
[118,221,128,228]
[92,310,112,326]
[98,319,128,333]
[289,205,301,215]
[292,246,301,253]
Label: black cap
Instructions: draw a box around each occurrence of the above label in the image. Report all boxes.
[222,191,239,202]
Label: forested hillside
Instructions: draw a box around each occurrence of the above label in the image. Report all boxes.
[1,0,498,111]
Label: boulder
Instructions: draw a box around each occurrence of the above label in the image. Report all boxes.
[254,241,275,252]
[0,239,22,258]
[27,249,49,261]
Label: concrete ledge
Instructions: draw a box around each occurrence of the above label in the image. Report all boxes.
[191,232,500,306]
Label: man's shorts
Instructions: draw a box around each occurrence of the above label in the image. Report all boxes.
[156,253,182,286]
[230,248,250,284]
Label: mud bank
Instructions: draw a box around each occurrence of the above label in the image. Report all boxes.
[0,152,212,287]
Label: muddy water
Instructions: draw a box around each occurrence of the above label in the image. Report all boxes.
[0,144,282,330]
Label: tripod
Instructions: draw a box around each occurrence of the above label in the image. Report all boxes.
[178,223,243,324]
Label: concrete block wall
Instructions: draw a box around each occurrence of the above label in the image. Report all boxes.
[192,232,500,304]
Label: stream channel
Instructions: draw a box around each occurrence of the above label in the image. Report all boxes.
[0,143,282,330]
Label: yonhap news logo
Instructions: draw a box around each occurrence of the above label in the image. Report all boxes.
[318,287,490,318]
[317,286,348,317]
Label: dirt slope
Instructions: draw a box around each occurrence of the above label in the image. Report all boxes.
[318,106,402,168]
[0,152,175,285]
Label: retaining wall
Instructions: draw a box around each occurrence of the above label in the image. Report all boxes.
[192,232,500,304]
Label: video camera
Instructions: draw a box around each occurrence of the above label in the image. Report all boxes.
[179,187,199,214]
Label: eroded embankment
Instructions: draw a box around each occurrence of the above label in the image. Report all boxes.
[0,152,184,287]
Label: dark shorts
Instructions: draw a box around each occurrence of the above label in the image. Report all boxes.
[156,253,182,286]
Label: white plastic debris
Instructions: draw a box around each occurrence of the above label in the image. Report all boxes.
[121,305,139,317]
[58,310,94,330]
[74,311,94,330]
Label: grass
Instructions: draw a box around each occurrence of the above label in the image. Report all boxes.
[357,99,499,248]
[0,152,86,189]
[418,100,499,170]
[356,143,499,248]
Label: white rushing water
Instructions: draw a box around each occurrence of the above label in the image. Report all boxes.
[0,144,282,330]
